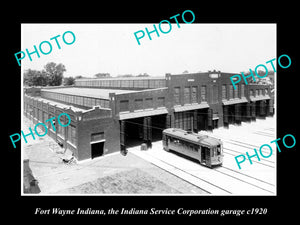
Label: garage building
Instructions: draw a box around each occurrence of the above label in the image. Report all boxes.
[23,71,273,161]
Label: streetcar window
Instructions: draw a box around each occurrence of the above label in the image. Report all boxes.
[211,148,215,157]
[189,144,195,152]
[191,144,198,152]
[216,145,221,155]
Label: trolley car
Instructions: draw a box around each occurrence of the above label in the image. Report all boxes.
[162,128,223,168]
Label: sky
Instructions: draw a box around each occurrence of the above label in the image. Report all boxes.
[21,23,276,78]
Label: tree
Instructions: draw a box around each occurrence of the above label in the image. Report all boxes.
[117,74,133,77]
[137,73,150,77]
[63,77,75,86]
[94,73,111,78]
[44,62,66,86]
[24,69,47,86]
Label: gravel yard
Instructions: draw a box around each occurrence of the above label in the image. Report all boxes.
[56,168,181,194]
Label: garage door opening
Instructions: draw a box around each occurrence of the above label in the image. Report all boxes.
[151,114,167,142]
[91,141,104,159]
[123,118,144,147]
[121,114,168,148]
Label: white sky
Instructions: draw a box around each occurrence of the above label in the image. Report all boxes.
[21,23,276,77]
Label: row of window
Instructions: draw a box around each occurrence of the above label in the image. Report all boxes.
[75,79,166,89]
[250,89,269,97]
[174,84,268,105]
[174,86,207,105]
[222,85,269,99]
[41,91,110,108]
[24,104,76,145]
[119,97,165,112]
[168,136,199,152]
[222,84,245,100]
[174,111,193,131]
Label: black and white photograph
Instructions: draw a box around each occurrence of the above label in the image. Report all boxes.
[4,4,298,221]
[20,23,277,195]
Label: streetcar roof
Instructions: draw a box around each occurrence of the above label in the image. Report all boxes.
[163,128,222,147]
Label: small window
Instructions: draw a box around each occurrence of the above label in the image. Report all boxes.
[157,97,165,107]
[120,100,129,112]
[91,132,105,142]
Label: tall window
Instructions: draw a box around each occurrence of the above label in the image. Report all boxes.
[250,90,254,96]
[201,85,207,102]
[38,109,43,122]
[234,84,239,98]
[229,85,234,99]
[212,85,218,103]
[222,85,227,100]
[191,86,197,103]
[255,89,259,96]
[241,84,245,97]
[184,87,191,104]
[174,87,180,105]
[57,123,64,137]
[67,125,76,145]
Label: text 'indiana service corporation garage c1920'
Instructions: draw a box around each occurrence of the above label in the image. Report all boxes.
[23,71,274,161]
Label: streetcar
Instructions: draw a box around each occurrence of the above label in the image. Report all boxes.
[162,128,223,168]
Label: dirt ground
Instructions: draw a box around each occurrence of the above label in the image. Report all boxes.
[23,116,208,195]
[56,168,181,194]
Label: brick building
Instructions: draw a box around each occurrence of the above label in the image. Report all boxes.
[23,71,274,161]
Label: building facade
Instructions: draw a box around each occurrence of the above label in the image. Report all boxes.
[23,71,274,161]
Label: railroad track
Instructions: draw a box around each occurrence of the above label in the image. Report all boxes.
[130,148,231,194]
[214,165,275,194]
[130,147,275,195]
[223,147,275,168]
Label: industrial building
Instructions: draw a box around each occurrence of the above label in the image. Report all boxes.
[23,71,274,161]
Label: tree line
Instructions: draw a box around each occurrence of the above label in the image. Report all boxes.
[24,62,75,87]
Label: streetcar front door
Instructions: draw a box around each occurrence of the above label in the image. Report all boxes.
[201,146,211,167]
